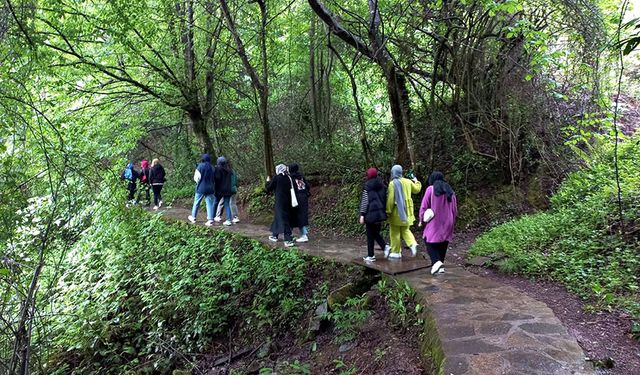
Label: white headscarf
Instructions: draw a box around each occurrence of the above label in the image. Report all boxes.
[275,164,287,175]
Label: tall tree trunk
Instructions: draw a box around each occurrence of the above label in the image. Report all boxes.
[220,0,275,176]
[309,16,320,137]
[179,0,215,155]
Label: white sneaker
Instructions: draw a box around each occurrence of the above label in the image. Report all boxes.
[188,215,196,224]
[410,243,418,257]
[284,241,296,247]
[383,245,390,258]
[297,235,309,243]
[438,267,445,274]
[388,252,402,259]
[232,217,240,223]
[431,261,443,275]
[268,236,278,242]
[158,200,163,208]
[153,206,159,210]
[363,256,376,262]
[214,216,222,222]
[205,220,214,227]
[223,220,232,226]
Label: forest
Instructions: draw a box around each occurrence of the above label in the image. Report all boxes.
[1,0,639,374]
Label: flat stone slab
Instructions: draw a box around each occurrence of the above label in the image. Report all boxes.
[160,207,595,375]
[351,255,430,275]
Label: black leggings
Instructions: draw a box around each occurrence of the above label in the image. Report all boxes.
[366,223,386,257]
[152,185,163,206]
[425,241,449,265]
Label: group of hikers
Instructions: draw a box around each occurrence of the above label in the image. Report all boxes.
[358,166,457,275]
[123,155,456,275]
[120,159,167,210]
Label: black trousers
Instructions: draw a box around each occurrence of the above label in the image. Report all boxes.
[152,185,163,206]
[127,182,136,200]
[425,241,449,265]
[137,184,151,204]
[365,223,386,257]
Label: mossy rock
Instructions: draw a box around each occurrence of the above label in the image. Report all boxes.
[327,283,356,310]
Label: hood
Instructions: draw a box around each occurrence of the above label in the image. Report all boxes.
[217,156,227,166]
[201,154,210,163]
[391,165,403,179]
[365,177,385,191]
[141,160,149,169]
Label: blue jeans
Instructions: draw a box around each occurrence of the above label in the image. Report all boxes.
[213,195,232,221]
[300,226,308,236]
[192,193,215,220]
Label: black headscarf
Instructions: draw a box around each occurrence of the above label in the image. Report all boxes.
[428,171,454,202]
[288,163,302,179]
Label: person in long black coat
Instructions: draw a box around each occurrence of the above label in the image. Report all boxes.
[288,163,310,242]
[266,164,295,246]
[213,156,233,225]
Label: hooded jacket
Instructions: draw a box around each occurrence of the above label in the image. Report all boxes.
[359,177,387,224]
[214,156,233,197]
[194,154,215,195]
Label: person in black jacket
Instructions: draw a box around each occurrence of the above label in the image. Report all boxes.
[149,158,166,210]
[359,168,390,262]
[213,156,233,226]
[288,163,310,242]
[120,162,140,206]
[137,159,151,206]
[266,164,295,247]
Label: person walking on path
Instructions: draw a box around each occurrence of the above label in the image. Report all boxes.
[188,154,216,226]
[359,168,390,262]
[212,156,234,226]
[288,163,310,242]
[386,165,422,259]
[266,164,295,247]
[149,158,166,210]
[121,162,140,206]
[214,160,240,223]
[419,171,457,275]
[137,159,151,206]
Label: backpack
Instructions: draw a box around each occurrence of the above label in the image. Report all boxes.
[124,167,133,181]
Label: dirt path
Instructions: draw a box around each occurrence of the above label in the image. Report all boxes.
[156,204,595,375]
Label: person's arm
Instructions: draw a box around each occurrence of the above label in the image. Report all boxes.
[265,176,276,193]
[386,181,394,215]
[410,177,422,194]
[452,193,458,220]
[193,168,201,184]
[419,186,431,224]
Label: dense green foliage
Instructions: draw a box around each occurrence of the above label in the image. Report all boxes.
[469,134,640,319]
[46,207,324,374]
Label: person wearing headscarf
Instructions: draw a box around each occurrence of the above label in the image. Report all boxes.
[288,163,311,242]
[212,156,234,226]
[359,167,389,262]
[188,154,216,225]
[120,161,140,205]
[385,165,422,259]
[137,159,151,205]
[149,158,166,210]
[265,164,295,247]
[419,171,457,275]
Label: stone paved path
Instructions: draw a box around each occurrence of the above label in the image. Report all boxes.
[160,206,594,375]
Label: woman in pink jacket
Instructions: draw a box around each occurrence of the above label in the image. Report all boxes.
[419,171,458,275]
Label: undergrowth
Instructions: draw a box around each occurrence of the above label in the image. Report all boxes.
[469,136,640,321]
[46,206,330,374]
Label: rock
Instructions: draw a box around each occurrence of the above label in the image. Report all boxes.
[314,302,328,317]
[327,283,356,310]
[490,251,507,260]
[257,341,271,359]
[338,342,356,352]
[465,256,492,267]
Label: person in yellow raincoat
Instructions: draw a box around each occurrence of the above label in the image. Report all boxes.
[385,165,422,259]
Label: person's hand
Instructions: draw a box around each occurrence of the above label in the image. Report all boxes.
[418,221,422,228]
[266,176,271,182]
[359,216,365,225]
[412,175,418,183]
